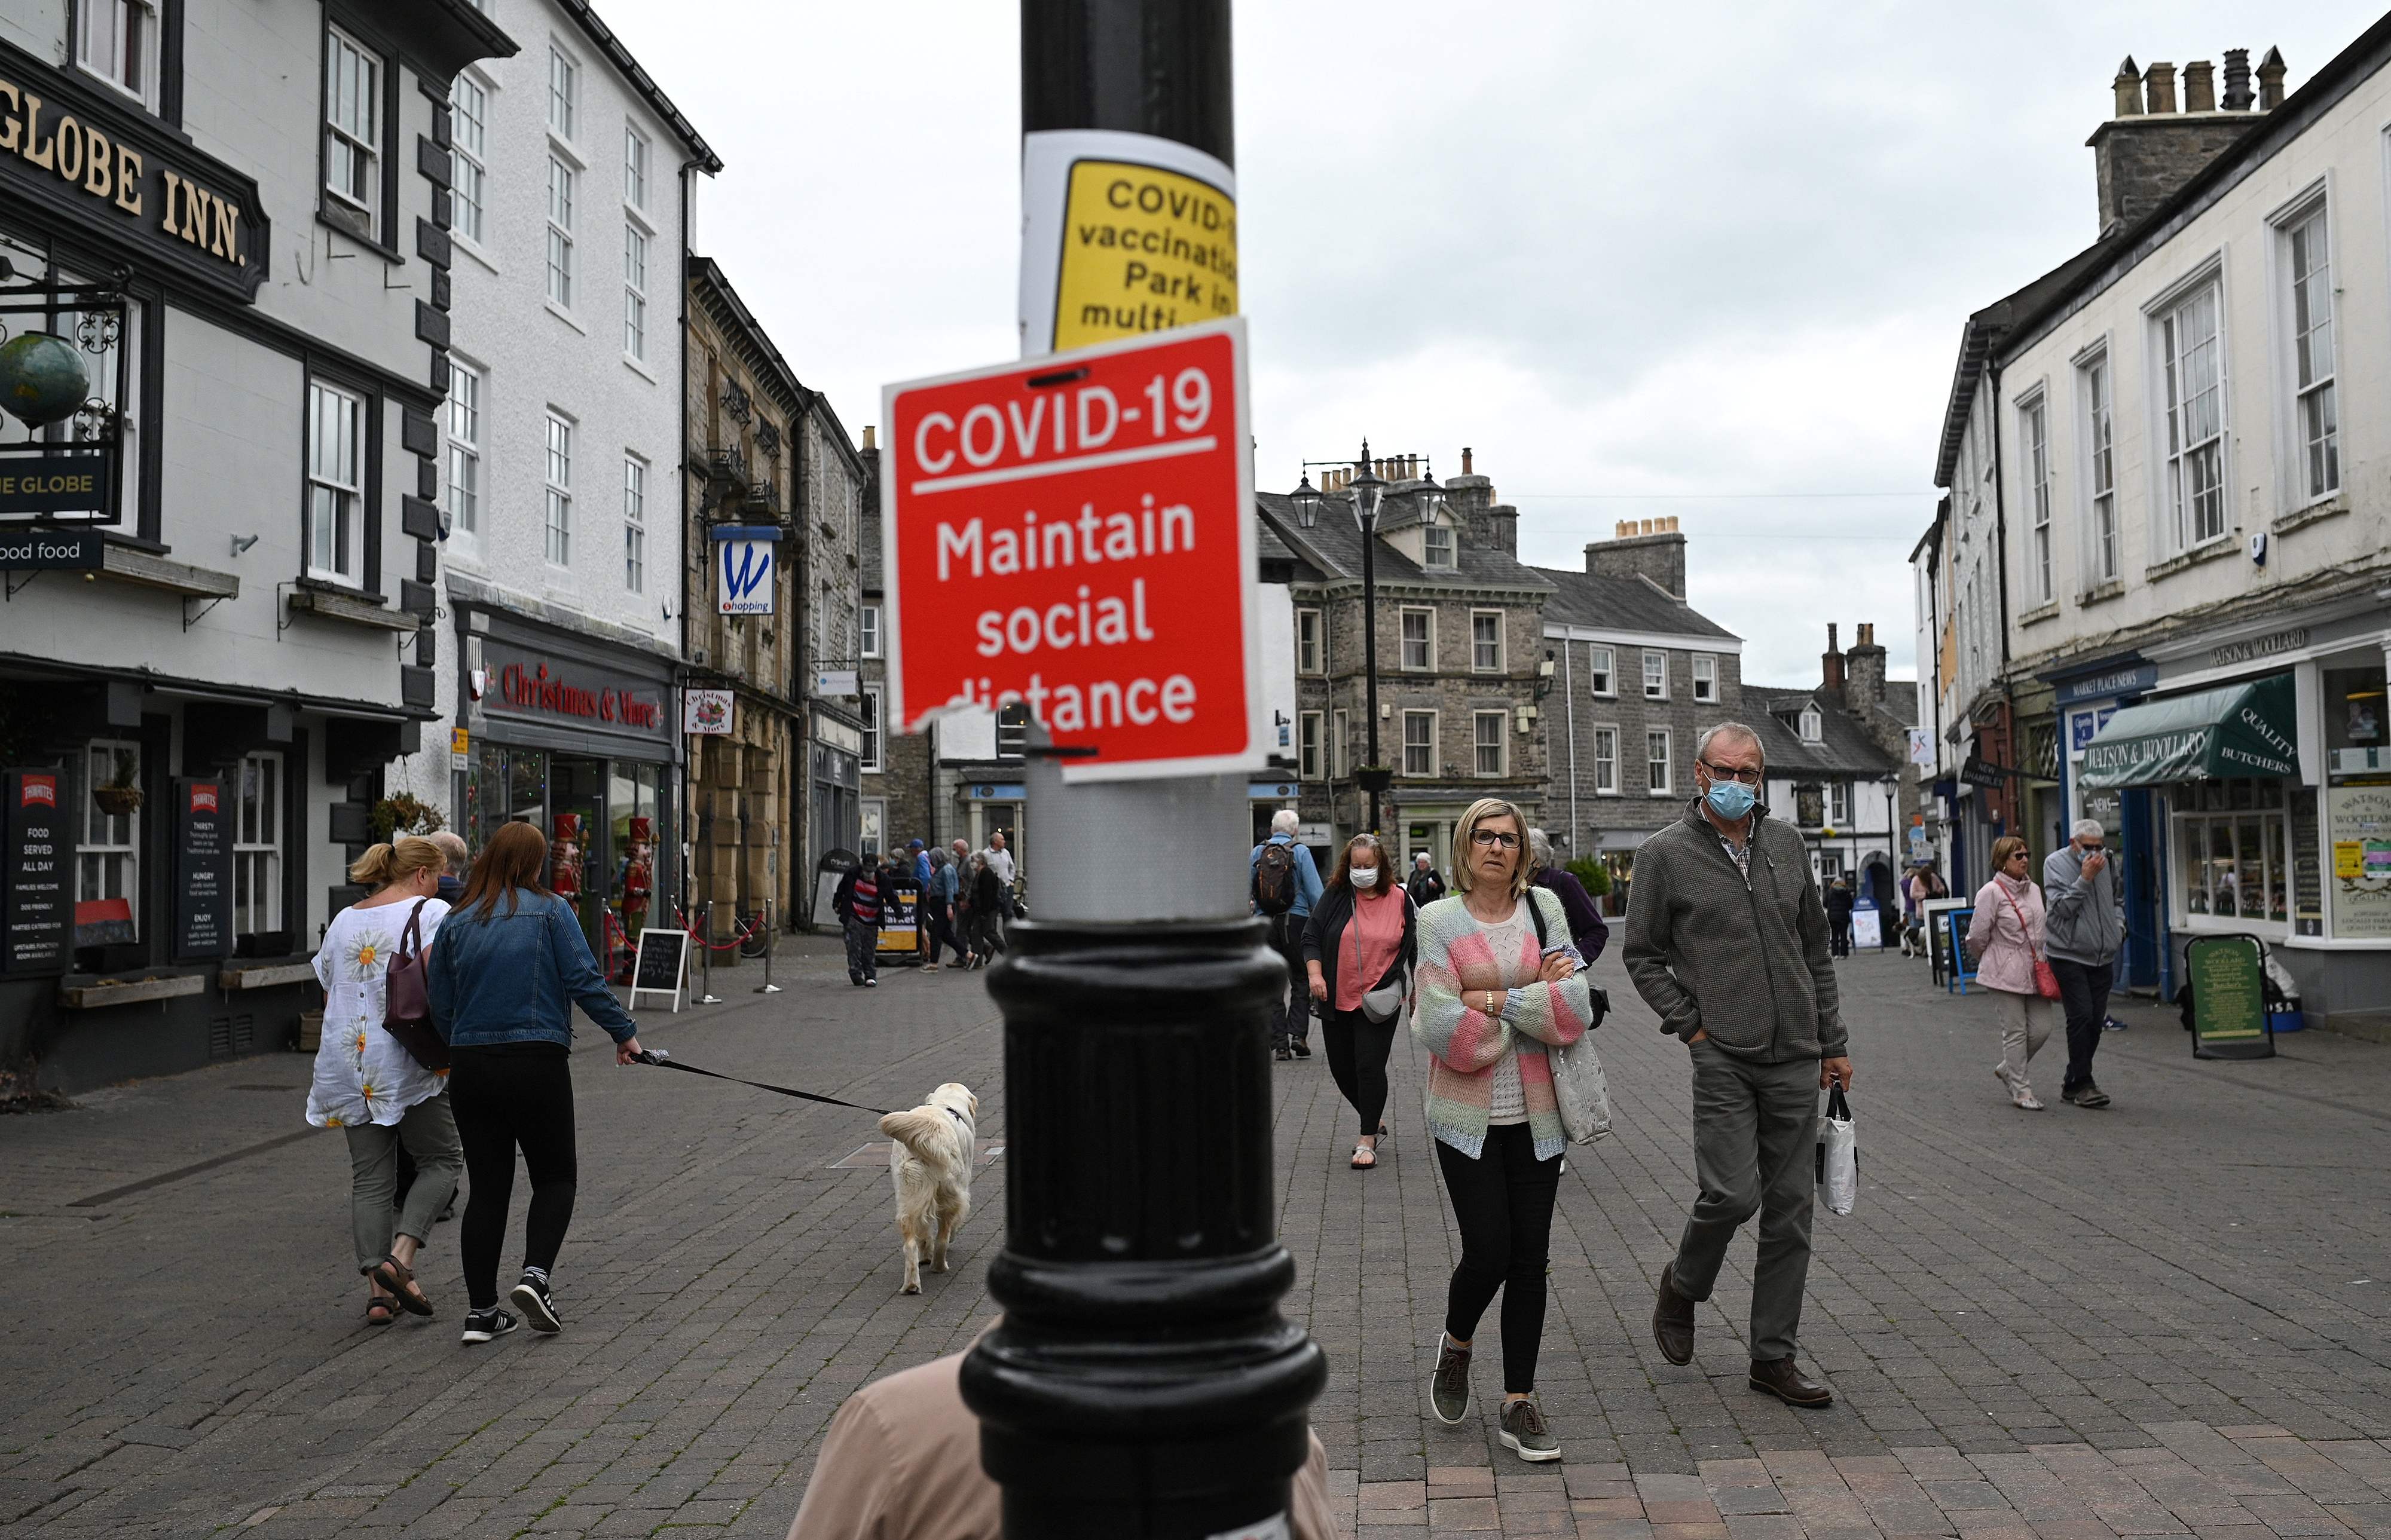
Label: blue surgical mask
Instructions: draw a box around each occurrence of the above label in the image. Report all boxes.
[1703,777,1757,821]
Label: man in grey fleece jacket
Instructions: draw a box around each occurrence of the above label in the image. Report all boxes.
[2043,820,2122,1108]
[1624,722,1852,1409]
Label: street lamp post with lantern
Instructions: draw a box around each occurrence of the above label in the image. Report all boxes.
[1291,443,1393,834]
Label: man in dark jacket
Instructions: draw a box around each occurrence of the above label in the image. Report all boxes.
[429,831,470,904]
[1623,721,1849,1410]
[1824,877,1855,959]
[1528,828,1609,962]
[831,862,882,987]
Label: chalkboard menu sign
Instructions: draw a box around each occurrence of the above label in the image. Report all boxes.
[2,770,70,974]
[2291,788,2323,937]
[2185,934,2274,1061]
[172,777,234,961]
[628,926,687,1012]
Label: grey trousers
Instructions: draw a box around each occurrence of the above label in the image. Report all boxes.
[344,1093,463,1274]
[1671,1045,1819,1362]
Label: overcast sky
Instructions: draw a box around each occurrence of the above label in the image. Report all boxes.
[605,2,2383,687]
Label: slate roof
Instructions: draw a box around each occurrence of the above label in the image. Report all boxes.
[1534,567,1739,641]
[1255,494,1552,595]
[1745,688,1900,779]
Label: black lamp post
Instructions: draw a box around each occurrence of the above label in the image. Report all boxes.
[1346,446,1390,836]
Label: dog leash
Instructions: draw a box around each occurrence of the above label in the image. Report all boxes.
[632,1048,892,1116]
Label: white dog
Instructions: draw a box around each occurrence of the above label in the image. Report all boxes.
[879,1082,977,1294]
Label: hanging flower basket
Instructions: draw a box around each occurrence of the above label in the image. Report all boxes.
[93,783,143,816]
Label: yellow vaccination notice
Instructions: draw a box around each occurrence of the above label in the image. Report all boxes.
[1053,158,1237,350]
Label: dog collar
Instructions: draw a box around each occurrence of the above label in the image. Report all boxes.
[946,1107,970,1126]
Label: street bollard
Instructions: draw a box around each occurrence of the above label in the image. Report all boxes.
[754,899,781,994]
[695,900,723,1005]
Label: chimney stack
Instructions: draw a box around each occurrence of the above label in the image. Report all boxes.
[1821,624,1845,700]
[2222,48,2254,110]
[1845,623,1888,712]
[1460,446,1472,475]
[1584,517,1686,601]
[2092,49,2266,236]
[2258,46,2286,110]
[2143,60,2177,114]
[2112,56,2144,117]
[2184,60,2216,112]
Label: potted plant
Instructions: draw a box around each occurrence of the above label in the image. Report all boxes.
[369,792,446,842]
[92,751,142,816]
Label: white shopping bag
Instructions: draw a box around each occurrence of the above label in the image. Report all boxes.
[1817,1082,1857,1216]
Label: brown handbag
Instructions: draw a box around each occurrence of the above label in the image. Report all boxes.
[381,900,450,1071]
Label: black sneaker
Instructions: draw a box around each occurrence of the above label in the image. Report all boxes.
[1291,1038,1311,1058]
[2102,1016,2129,1031]
[460,1308,519,1345]
[509,1273,562,1333]
[2062,1082,2112,1109]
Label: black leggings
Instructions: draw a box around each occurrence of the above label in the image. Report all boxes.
[1321,1006,1396,1135]
[447,1043,578,1311]
[1435,1122,1563,1393]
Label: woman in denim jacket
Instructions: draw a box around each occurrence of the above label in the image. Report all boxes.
[429,820,642,1345]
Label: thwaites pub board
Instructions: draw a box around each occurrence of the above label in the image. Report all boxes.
[879,318,1262,783]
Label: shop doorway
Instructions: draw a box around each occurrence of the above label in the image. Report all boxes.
[551,755,606,961]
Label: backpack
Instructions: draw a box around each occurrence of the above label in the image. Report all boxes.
[1253,841,1297,916]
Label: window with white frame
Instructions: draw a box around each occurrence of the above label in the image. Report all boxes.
[1819,852,1843,881]
[1402,710,1436,776]
[2175,779,2289,922]
[1592,725,1618,793]
[1643,650,1667,699]
[2283,201,2338,501]
[1298,711,1323,780]
[1332,708,1349,778]
[323,26,383,240]
[1473,711,1505,776]
[1586,645,1614,696]
[1470,610,1503,673]
[77,0,156,105]
[233,751,282,936]
[624,125,650,210]
[2081,351,2117,583]
[622,223,648,360]
[858,798,885,858]
[1829,781,1851,825]
[1423,523,1455,570]
[1646,729,1671,795]
[546,44,577,139]
[450,73,489,246]
[1297,608,1323,674]
[2022,393,2053,604]
[860,685,884,772]
[1798,705,1823,742]
[2158,278,2226,550]
[445,361,482,538]
[622,454,646,593]
[305,380,363,583]
[546,156,576,308]
[78,739,140,939]
[996,701,1029,760]
[1400,608,1433,671]
[543,412,573,565]
[860,604,882,658]
[1692,654,1717,703]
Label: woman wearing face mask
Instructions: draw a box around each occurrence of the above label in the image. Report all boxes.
[1302,833,1416,1170]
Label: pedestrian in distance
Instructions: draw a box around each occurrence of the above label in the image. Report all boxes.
[909,840,935,966]
[1625,721,1850,1410]
[1965,836,2060,1111]
[1826,875,1855,960]
[965,853,1008,968]
[1250,809,1325,1060]
[980,831,1019,942]
[1405,850,1447,908]
[1414,797,1596,1464]
[1528,828,1609,962]
[425,820,643,1345]
[2044,819,2122,1106]
[1301,833,1415,1171]
[832,859,883,987]
[427,829,471,904]
[922,847,964,970]
[307,836,464,1325]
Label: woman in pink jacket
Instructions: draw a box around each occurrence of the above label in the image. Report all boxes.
[1966,835,2057,1110]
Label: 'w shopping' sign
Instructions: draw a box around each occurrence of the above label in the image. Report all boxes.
[712,526,781,616]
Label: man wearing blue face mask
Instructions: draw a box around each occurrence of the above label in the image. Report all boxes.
[1623,721,1851,1411]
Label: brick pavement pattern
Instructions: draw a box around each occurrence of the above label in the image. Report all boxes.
[1,941,2387,1537]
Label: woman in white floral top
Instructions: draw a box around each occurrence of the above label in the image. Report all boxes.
[308,837,464,1324]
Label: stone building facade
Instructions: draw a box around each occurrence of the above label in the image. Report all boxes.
[858,430,940,859]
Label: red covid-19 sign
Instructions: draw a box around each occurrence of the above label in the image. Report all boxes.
[880,318,1261,780]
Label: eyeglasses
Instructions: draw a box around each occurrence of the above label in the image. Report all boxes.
[1469,829,1520,849]
[1699,760,1763,785]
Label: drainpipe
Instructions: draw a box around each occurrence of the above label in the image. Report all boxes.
[1988,357,2014,838]
[1562,635,1579,857]
[675,158,700,927]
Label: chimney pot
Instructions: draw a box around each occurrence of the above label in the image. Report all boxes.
[861,425,877,451]
[2222,48,2254,110]
[2258,46,2287,111]
[2184,60,2216,112]
[2112,56,2144,117]
[1460,446,1472,475]
[1827,623,1839,653]
[2144,60,2178,114]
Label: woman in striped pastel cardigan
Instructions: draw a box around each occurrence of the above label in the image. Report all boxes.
[1413,797,1597,1464]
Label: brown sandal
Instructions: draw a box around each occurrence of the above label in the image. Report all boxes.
[368,1256,435,1317]
[365,1296,398,1325]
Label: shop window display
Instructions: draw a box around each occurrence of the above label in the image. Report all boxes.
[2176,778,2288,923]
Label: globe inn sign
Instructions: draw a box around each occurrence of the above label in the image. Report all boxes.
[0,37,268,304]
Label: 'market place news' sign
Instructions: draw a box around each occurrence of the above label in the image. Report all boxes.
[880,319,1262,781]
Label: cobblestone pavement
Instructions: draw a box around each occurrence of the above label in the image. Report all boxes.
[2,939,2387,1538]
